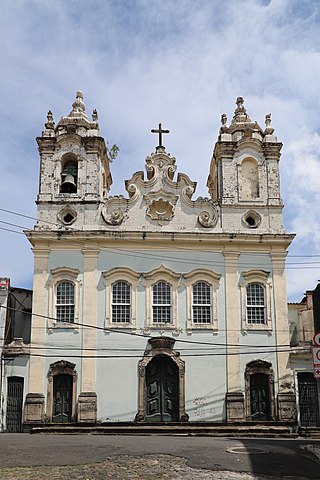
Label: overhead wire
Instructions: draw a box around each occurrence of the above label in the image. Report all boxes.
[23,347,303,359]
[0,208,318,261]
[0,304,307,350]
[3,218,320,269]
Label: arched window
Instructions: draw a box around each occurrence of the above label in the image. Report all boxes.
[103,267,139,330]
[192,281,211,323]
[246,283,265,324]
[111,281,131,323]
[60,160,78,193]
[56,281,75,323]
[152,281,171,324]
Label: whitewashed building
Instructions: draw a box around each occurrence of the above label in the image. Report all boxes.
[23,92,296,427]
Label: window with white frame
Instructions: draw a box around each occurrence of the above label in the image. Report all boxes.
[48,267,81,330]
[144,265,180,331]
[184,269,221,331]
[246,283,265,324]
[56,281,75,323]
[112,281,131,323]
[103,268,139,329]
[192,281,211,324]
[152,281,171,323]
[240,270,271,330]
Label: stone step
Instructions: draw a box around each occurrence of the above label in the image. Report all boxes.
[298,427,320,438]
[30,422,297,437]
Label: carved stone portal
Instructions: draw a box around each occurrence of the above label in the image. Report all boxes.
[46,360,78,422]
[244,360,275,421]
[135,337,189,422]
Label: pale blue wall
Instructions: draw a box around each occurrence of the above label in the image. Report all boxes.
[42,248,279,422]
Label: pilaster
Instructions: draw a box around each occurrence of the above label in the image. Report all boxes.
[224,251,241,392]
[28,247,49,393]
[81,248,99,394]
[271,252,293,394]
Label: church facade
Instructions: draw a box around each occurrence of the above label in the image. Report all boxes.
[22,92,296,427]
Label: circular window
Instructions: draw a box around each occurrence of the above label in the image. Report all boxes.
[57,207,77,226]
[242,210,261,229]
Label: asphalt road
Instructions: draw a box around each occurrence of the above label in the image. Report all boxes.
[0,434,319,479]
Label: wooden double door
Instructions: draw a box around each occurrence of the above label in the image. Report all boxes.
[53,374,72,423]
[146,356,179,422]
[250,373,270,421]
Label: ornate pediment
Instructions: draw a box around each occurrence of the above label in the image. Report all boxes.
[101,145,220,230]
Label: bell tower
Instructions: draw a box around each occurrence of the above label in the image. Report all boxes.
[207,97,283,233]
[36,91,112,229]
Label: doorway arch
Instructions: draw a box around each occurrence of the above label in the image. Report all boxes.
[136,337,188,422]
[47,360,77,423]
[245,360,275,421]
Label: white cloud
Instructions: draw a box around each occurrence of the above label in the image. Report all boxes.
[1,0,320,299]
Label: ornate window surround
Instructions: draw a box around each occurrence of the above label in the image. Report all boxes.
[144,265,180,333]
[184,269,221,332]
[240,270,272,331]
[47,267,81,330]
[102,267,139,330]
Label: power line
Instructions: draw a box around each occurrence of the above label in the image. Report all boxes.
[0,304,296,349]
[0,226,25,235]
[0,208,72,230]
[3,221,320,269]
[22,347,303,359]
[1,209,320,267]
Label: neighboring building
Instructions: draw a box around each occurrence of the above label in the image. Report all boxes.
[0,278,32,432]
[289,286,320,429]
[23,92,296,428]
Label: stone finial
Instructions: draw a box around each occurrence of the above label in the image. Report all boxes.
[265,113,271,128]
[92,109,98,122]
[235,96,245,112]
[232,96,252,124]
[264,113,274,135]
[68,90,88,119]
[45,110,55,129]
[221,113,227,126]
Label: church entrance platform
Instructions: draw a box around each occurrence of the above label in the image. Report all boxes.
[298,427,320,438]
[28,422,298,438]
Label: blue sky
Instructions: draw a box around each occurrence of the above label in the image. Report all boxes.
[1,0,320,301]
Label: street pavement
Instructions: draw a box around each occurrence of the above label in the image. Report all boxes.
[0,434,319,479]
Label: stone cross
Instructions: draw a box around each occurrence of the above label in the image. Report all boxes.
[151,123,170,148]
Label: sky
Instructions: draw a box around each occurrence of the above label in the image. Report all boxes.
[1,0,320,302]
